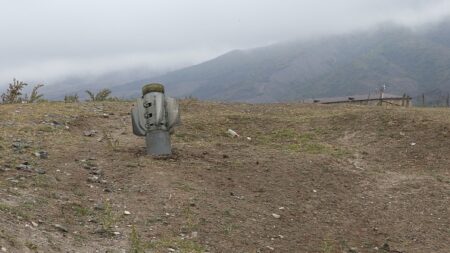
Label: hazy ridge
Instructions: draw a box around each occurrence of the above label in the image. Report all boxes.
[114,18,450,103]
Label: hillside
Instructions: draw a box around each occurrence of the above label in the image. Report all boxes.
[0,101,449,252]
[115,19,450,103]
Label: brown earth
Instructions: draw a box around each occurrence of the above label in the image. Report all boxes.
[0,100,449,253]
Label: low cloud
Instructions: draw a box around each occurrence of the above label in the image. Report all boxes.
[1,0,449,89]
[0,48,227,87]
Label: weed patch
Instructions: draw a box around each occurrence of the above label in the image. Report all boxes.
[129,226,144,253]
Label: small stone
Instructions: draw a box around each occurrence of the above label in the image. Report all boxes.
[87,176,99,183]
[102,113,109,118]
[35,168,46,174]
[272,213,281,219]
[83,130,97,137]
[191,231,198,238]
[278,207,285,210]
[348,247,358,253]
[89,169,103,175]
[1,246,6,252]
[226,129,240,138]
[51,120,63,126]
[266,246,274,251]
[12,140,30,152]
[168,248,176,252]
[53,224,68,233]
[113,231,121,235]
[94,204,105,210]
[34,151,48,159]
[83,165,94,170]
[88,218,98,223]
[31,221,38,227]
[124,210,131,215]
[94,228,108,234]
[16,162,33,172]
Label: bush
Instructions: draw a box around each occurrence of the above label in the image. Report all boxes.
[1,79,28,104]
[85,89,113,101]
[28,84,45,103]
[1,79,46,104]
[64,94,79,103]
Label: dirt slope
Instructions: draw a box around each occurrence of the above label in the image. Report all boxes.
[0,101,449,253]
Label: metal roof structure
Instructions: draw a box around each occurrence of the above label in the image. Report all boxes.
[304,93,410,104]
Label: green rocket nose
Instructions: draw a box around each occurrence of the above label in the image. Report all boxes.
[142,83,165,95]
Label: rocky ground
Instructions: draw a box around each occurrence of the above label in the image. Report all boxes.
[0,100,449,253]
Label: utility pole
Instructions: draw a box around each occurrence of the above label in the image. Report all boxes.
[379,84,386,106]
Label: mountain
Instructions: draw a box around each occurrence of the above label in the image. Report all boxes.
[115,18,450,103]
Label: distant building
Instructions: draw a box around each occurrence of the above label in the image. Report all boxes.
[305,93,412,107]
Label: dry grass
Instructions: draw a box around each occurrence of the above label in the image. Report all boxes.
[0,101,449,252]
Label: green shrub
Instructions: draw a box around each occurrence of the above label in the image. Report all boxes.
[1,79,28,104]
[64,94,79,103]
[1,79,45,104]
[28,84,45,103]
[85,89,115,101]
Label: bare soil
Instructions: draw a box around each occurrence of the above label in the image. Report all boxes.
[0,101,449,253]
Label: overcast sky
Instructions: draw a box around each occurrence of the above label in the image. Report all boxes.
[1,0,450,88]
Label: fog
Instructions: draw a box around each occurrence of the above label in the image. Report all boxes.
[1,0,450,88]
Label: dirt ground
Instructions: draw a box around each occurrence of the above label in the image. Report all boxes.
[0,100,449,253]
